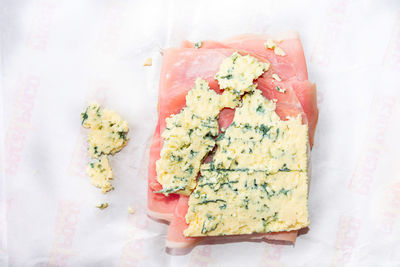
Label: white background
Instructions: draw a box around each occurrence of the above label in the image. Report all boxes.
[1,0,400,266]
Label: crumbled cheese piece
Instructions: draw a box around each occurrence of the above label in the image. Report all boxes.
[156,79,221,195]
[87,156,114,193]
[215,52,269,96]
[264,39,286,56]
[272,73,282,82]
[194,41,202,49]
[265,39,276,49]
[275,86,286,93]
[184,89,309,236]
[143,57,152,66]
[128,207,135,214]
[81,103,129,158]
[274,47,286,56]
[96,203,109,209]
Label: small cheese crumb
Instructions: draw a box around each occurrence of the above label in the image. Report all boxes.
[128,207,135,214]
[272,73,282,82]
[275,86,286,93]
[274,47,286,56]
[194,41,202,49]
[265,39,276,49]
[96,203,108,209]
[264,39,286,56]
[143,57,152,66]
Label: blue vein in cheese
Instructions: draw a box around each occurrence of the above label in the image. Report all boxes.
[184,89,309,236]
[81,103,129,158]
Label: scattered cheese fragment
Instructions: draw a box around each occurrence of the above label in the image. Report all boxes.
[87,155,114,193]
[81,103,129,158]
[185,89,309,236]
[128,207,135,214]
[274,46,286,56]
[272,73,282,82]
[264,39,286,56]
[81,103,129,195]
[96,203,109,209]
[265,39,276,49]
[143,57,152,66]
[275,86,286,93]
[194,41,202,49]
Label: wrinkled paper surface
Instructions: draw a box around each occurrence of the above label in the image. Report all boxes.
[1,0,400,266]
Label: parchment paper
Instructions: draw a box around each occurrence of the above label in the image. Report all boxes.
[1,0,400,266]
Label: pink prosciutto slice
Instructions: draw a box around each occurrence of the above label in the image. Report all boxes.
[149,33,318,249]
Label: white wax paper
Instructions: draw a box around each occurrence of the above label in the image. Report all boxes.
[1,0,400,266]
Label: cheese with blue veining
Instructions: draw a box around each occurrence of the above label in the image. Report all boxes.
[86,155,113,194]
[184,89,309,236]
[156,79,221,195]
[81,103,129,158]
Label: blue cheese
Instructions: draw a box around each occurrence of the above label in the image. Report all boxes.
[184,89,309,236]
[81,103,129,158]
[215,52,269,108]
[156,79,221,195]
[212,89,308,173]
[86,155,113,193]
[194,41,202,49]
[185,170,309,236]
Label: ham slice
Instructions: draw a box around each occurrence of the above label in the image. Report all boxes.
[148,33,318,249]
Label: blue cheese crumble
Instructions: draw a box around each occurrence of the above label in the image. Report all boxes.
[81,103,129,158]
[87,155,113,193]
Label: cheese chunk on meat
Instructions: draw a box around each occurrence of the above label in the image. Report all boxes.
[212,89,308,173]
[156,79,221,195]
[215,52,269,94]
[185,89,309,236]
[216,52,270,109]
